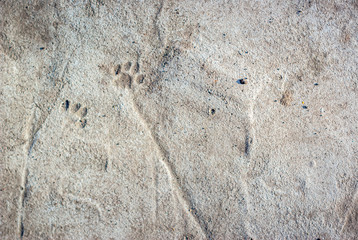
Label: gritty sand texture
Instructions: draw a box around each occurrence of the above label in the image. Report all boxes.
[1,0,358,239]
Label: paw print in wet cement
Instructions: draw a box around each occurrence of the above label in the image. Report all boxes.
[60,100,88,128]
[113,62,145,89]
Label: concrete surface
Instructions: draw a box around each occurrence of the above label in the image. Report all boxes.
[0,0,357,239]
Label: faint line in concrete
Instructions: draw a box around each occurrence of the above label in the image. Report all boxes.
[128,91,208,239]
[154,0,164,45]
[16,51,74,239]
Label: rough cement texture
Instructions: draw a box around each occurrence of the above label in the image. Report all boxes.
[1,0,357,239]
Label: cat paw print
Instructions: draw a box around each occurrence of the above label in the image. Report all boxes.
[112,62,145,89]
[60,100,88,128]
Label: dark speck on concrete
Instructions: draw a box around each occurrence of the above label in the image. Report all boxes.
[237,78,247,84]
[303,106,308,109]
[40,47,44,50]
[314,83,319,85]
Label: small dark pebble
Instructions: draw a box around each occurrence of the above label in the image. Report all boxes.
[40,47,45,50]
[314,83,319,85]
[302,106,308,109]
[274,100,277,102]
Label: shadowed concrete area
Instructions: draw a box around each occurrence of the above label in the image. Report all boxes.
[1,1,357,239]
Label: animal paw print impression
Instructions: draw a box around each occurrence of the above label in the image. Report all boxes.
[60,100,88,128]
[113,62,144,89]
